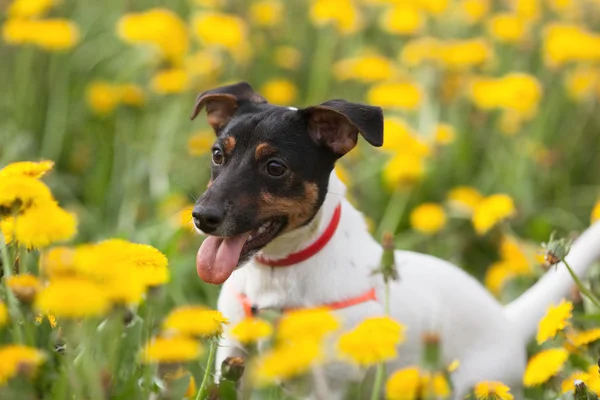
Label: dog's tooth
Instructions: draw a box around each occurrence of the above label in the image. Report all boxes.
[248,234,253,241]
[258,226,266,234]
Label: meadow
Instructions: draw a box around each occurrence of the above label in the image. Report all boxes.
[1,0,600,398]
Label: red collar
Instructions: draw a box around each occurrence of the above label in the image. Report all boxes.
[254,203,342,267]
[236,288,377,318]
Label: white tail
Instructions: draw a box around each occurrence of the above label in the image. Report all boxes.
[504,221,600,342]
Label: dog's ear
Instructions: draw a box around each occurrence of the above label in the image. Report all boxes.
[190,82,267,132]
[303,99,384,157]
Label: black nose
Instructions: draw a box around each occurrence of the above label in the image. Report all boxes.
[192,205,224,233]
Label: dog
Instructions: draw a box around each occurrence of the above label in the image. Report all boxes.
[190,81,600,399]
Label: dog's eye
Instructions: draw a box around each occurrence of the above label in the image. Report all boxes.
[212,148,224,165]
[266,161,287,177]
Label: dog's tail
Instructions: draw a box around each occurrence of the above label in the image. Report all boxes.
[503,221,600,342]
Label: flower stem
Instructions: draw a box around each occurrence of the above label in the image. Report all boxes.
[371,280,391,400]
[562,258,600,310]
[196,338,217,400]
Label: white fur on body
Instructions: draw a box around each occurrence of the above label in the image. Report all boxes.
[215,172,600,399]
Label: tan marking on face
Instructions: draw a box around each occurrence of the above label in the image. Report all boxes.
[258,182,319,232]
[223,136,236,155]
[207,179,213,188]
[254,143,276,161]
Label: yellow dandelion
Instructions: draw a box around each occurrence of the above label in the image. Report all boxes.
[276,307,340,343]
[185,49,222,78]
[0,302,7,328]
[434,123,455,145]
[310,0,362,35]
[386,366,420,400]
[0,176,53,215]
[0,160,54,180]
[381,118,430,156]
[7,0,55,18]
[35,314,57,329]
[118,84,145,107]
[175,205,196,233]
[150,68,190,94]
[2,202,77,249]
[592,200,600,224]
[141,336,203,364]
[564,66,600,102]
[472,194,516,235]
[231,317,273,344]
[250,0,283,27]
[473,381,514,400]
[163,306,228,337]
[35,278,111,318]
[7,274,43,304]
[523,348,569,387]
[0,345,45,384]
[260,79,297,105]
[410,203,447,235]
[447,359,460,372]
[253,339,322,386]
[39,246,76,279]
[338,316,405,366]
[561,370,589,394]
[487,13,526,43]
[117,8,189,65]
[566,328,600,347]
[192,12,247,52]
[383,153,426,189]
[274,46,301,70]
[459,0,490,24]
[399,37,442,68]
[379,4,424,36]
[188,130,214,157]
[30,19,80,51]
[440,38,492,71]
[446,186,483,214]
[334,54,396,83]
[484,262,515,296]
[421,371,451,399]
[499,236,530,275]
[510,0,540,21]
[367,82,422,110]
[85,81,120,115]
[536,300,573,345]
[543,23,600,68]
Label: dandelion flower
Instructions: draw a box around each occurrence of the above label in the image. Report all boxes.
[150,68,190,94]
[472,194,516,235]
[367,82,422,110]
[0,176,53,215]
[249,0,283,27]
[338,316,405,366]
[484,262,514,296]
[2,202,77,249]
[7,274,43,304]
[536,299,572,344]
[334,54,396,83]
[379,4,423,36]
[380,118,430,156]
[459,0,490,24]
[0,345,45,384]
[231,317,273,344]
[3,19,80,51]
[446,186,482,214]
[434,123,455,145]
[85,81,121,115]
[561,365,600,393]
[117,8,189,65]
[0,302,7,328]
[383,153,426,189]
[0,160,54,180]
[566,328,600,347]
[7,0,55,18]
[440,38,492,71]
[35,278,111,318]
[591,200,600,224]
[410,203,447,235]
[473,381,514,399]
[487,13,526,43]
[253,339,322,386]
[310,0,362,35]
[35,314,57,329]
[421,371,451,399]
[277,307,340,343]
[192,12,247,51]
[400,37,441,68]
[260,79,297,105]
[386,367,420,400]
[188,130,214,157]
[274,46,302,70]
[119,84,145,107]
[40,246,76,279]
[141,336,203,364]
[523,348,569,387]
[163,306,228,337]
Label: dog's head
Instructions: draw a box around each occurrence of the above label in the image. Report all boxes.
[191,82,383,284]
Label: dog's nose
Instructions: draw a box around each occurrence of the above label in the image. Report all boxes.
[192,205,224,233]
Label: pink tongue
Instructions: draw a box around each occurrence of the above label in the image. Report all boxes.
[196,232,250,284]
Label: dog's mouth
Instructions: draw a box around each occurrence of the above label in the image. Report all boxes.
[196,217,286,285]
